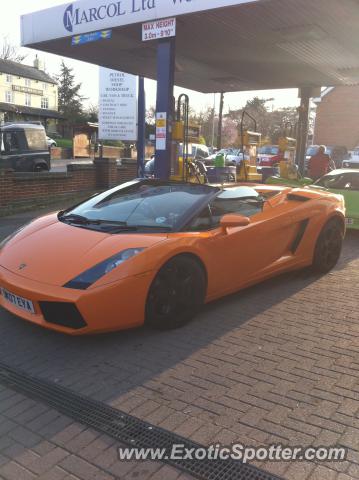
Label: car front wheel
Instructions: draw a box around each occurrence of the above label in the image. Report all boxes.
[145,255,206,329]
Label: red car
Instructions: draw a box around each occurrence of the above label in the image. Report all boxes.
[257,145,283,167]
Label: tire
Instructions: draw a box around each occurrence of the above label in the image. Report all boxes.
[145,255,206,330]
[312,219,343,273]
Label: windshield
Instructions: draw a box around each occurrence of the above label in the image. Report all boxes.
[216,148,234,155]
[61,182,216,232]
[314,173,351,189]
[259,146,279,155]
[226,149,241,156]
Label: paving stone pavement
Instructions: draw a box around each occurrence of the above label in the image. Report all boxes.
[0,211,358,479]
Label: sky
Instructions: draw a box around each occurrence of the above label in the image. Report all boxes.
[1,0,301,113]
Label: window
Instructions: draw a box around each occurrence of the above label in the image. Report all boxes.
[259,146,280,155]
[5,91,13,103]
[3,132,20,152]
[41,97,49,109]
[25,93,31,107]
[43,82,48,91]
[209,197,262,225]
[186,194,263,231]
[6,74,12,83]
[315,173,354,190]
[348,174,359,190]
[25,78,31,87]
[194,146,209,160]
[24,129,47,151]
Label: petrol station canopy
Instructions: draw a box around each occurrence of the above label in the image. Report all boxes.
[21,0,359,93]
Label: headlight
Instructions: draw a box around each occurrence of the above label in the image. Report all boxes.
[64,248,145,290]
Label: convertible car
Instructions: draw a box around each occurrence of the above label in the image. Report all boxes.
[0,179,345,335]
[311,169,359,230]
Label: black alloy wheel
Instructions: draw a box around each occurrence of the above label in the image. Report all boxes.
[312,219,343,273]
[146,255,206,329]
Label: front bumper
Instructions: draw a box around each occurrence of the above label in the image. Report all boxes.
[0,265,152,335]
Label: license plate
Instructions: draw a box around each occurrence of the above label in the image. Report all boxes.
[346,218,354,225]
[1,288,35,314]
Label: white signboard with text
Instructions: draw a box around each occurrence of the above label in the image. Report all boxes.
[142,17,176,41]
[99,68,137,141]
[155,112,167,150]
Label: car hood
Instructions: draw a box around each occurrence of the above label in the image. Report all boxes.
[0,214,167,286]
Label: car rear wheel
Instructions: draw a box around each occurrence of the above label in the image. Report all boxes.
[312,219,343,273]
[145,255,206,329]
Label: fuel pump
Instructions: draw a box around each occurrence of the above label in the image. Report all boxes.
[265,122,312,186]
[238,111,262,182]
[278,123,297,179]
[171,94,207,184]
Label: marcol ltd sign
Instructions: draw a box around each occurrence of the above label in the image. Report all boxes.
[22,0,258,45]
[63,1,156,33]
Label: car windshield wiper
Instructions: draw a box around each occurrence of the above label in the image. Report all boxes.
[59,213,93,224]
[59,214,129,226]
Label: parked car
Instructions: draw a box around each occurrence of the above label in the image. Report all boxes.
[0,123,51,172]
[257,145,283,167]
[205,148,238,163]
[192,143,210,160]
[326,145,349,168]
[343,147,359,168]
[144,157,155,177]
[311,169,359,229]
[205,148,248,166]
[46,136,57,148]
[0,179,345,334]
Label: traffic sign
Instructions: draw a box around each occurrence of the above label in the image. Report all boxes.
[142,18,176,42]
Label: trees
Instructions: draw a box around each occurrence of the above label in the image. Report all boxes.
[83,104,99,123]
[0,37,27,62]
[184,99,299,147]
[56,61,85,125]
[189,106,217,147]
[225,97,299,146]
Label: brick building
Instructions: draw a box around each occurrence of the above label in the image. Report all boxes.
[0,57,60,131]
[313,86,359,150]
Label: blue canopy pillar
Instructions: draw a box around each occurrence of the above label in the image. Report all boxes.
[137,76,146,178]
[154,37,176,179]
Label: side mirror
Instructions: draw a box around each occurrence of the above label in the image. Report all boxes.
[220,214,250,233]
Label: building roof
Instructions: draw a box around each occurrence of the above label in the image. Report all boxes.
[21,0,359,93]
[313,87,335,104]
[0,102,62,119]
[0,59,56,85]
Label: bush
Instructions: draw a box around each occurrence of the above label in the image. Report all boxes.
[56,138,73,148]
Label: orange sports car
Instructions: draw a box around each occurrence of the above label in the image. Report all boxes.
[0,179,345,335]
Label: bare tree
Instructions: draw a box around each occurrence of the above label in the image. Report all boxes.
[0,36,27,62]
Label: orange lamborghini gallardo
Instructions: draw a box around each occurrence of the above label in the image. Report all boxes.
[0,179,345,335]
